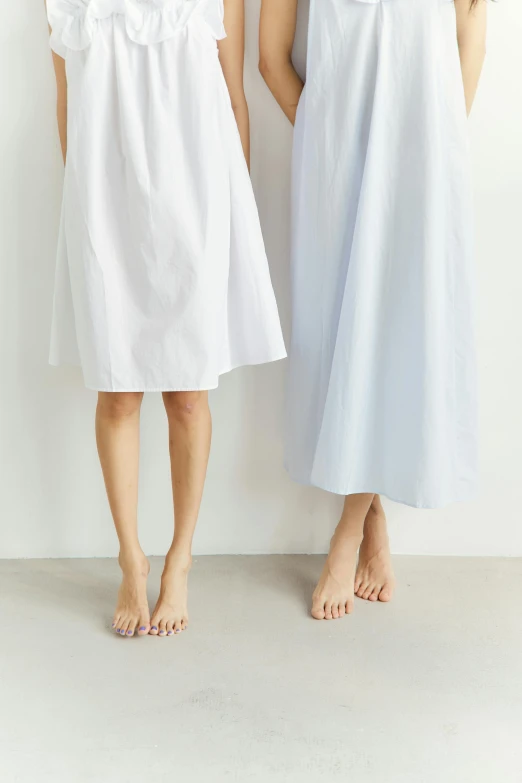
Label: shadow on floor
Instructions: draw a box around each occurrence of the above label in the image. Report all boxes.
[0,554,326,630]
[237,554,323,617]
[0,559,119,629]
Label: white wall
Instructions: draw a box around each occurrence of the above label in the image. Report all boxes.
[1,1,521,559]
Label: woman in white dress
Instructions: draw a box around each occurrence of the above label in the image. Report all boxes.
[260,0,486,619]
[47,0,286,637]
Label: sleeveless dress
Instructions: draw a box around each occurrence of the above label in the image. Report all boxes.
[286,0,478,509]
[47,0,286,392]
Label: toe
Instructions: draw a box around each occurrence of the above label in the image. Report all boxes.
[369,586,381,602]
[324,604,333,620]
[354,574,363,593]
[118,619,129,637]
[158,620,168,637]
[149,621,159,635]
[126,619,137,637]
[331,604,339,619]
[181,618,188,631]
[166,621,174,637]
[311,595,326,620]
[173,621,183,635]
[362,586,373,600]
[345,599,354,614]
[379,584,393,602]
[137,619,150,636]
[356,583,368,598]
[112,616,122,633]
[338,603,346,618]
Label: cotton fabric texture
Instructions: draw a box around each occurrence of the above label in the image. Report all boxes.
[47,0,286,392]
[286,0,478,509]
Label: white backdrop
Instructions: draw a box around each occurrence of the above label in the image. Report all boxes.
[0,1,521,559]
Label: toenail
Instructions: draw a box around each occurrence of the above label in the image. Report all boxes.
[116,628,120,632]
[139,626,146,631]
[167,631,173,636]
[112,623,115,628]
[159,630,165,635]
[174,629,181,634]
[151,626,157,631]
[127,631,132,635]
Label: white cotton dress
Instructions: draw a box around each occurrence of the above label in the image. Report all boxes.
[47,0,286,391]
[286,0,478,509]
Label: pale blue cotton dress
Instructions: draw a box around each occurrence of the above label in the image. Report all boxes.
[286,0,478,509]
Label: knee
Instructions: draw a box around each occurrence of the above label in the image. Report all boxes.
[163,391,207,421]
[97,392,143,420]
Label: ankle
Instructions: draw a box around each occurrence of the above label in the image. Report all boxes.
[362,512,389,545]
[118,547,148,572]
[164,549,192,573]
[329,529,363,553]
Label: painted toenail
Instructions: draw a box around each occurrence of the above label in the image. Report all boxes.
[167,631,173,636]
[139,626,146,631]
[127,631,132,635]
[174,629,181,634]
[116,628,120,632]
[151,626,157,631]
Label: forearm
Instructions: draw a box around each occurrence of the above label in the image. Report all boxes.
[456,0,487,115]
[56,92,67,163]
[232,97,250,168]
[51,50,67,163]
[458,40,486,115]
[259,57,303,125]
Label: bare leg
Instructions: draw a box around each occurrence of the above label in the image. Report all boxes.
[96,392,150,637]
[149,391,212,637]
[311,493,375,620]
[355,495,395,602]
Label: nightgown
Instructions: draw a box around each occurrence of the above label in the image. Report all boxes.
[47,0,286,391]
[286,0,478,508]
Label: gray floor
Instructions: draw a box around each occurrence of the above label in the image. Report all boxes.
[1,555,521,782]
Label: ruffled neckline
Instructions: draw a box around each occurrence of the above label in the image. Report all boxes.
[48,0,226,56]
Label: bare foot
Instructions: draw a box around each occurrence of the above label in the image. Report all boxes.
[311,533,362,620]
[355,498,395,602]
[149,553,191,637]
[112,551,151,637]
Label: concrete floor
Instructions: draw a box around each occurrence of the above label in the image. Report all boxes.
[1,555,521,782]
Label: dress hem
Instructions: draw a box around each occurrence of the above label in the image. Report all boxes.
[49,351,287,393]
[285,465,478,511]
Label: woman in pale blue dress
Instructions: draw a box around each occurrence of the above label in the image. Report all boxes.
[260,0,487,619]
